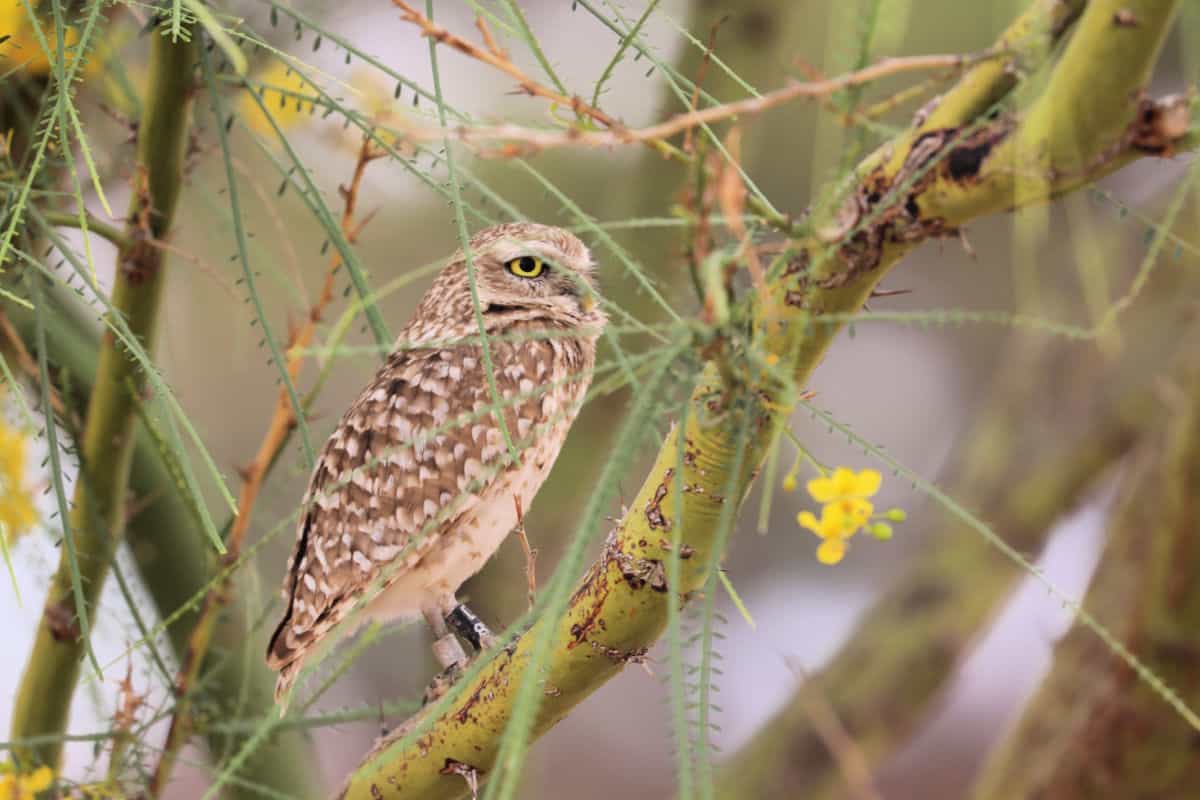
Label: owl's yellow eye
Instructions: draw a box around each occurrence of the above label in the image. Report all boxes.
[505,255,545,278]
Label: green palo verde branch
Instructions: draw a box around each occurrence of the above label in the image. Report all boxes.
[340,0,1195,797]
[715,337,1164,800]
[9,24,198,772]
[1,285,321,799]
[973,365,1200,799]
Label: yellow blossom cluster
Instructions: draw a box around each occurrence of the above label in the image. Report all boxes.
[237,60,410,160]
[785,466,904,565]
[0,2,84,77]
[238,59,317,136]
[0,413,37,544]
[0,761,53,800]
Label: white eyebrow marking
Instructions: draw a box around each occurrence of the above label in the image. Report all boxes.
[491,239,560,264]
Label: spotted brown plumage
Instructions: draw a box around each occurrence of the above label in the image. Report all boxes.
[266,223,606,701]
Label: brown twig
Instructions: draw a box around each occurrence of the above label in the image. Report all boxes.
[683,15,726,155]
[385,43,990,154]
[0,309,71,422]
[714,126,767,297]
[147,136,385,797]
[474,15,507,62]
[231,136,384,557]
[392,0,622,131]
[512,495,536,612]
[105,659,146,789]
[782,658,883,800]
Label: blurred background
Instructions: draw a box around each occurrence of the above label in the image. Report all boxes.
[1,0,1197,797]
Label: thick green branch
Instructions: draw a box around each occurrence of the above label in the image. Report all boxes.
[715,340,1150,799]
[339,0,1191,796]
[3,284,321,797]
[973,365,1200,798]
[9,27,197,771]
[904,0,1186,222]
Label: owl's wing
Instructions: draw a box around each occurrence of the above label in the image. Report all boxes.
[267,345,504,677]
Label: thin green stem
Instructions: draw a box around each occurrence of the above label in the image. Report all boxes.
[425,0,518,461]
[38,210,131,250]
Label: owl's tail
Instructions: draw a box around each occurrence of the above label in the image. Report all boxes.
[267,601,310,709]
[273,658,302,711]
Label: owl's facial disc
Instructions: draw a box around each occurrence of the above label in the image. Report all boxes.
[478,235,599,321]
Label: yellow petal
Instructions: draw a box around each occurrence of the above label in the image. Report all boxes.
[796,510,820,534]
[830,466,858,496]
[240,61,313,137]
[806,474,838,503]
[25,766,53,791]
[853,468,882,498]
[816,538,846,565]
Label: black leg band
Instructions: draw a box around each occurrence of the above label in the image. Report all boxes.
[446,603,492,651]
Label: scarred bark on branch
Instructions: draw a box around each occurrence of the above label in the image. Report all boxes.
[340,1,1193,797]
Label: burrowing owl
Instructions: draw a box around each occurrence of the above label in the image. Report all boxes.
[267,222,605,701]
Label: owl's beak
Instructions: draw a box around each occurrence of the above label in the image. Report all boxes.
[579,293,597,314]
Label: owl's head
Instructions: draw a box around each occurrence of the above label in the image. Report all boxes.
[425,223,605,334]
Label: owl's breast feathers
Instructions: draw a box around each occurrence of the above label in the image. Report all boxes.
[267,325,595,686]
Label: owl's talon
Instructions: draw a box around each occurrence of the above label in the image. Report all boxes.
[422,661,463,705]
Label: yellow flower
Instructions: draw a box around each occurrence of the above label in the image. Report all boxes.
[807,466,880,521]
[0,2,89,78]
[797,467,888,564]
[0,419,37,544]
[797,504,856,539]
[239,60,315,136]
[807,466,882,503]
[348,67,397,120]
[816,537,846,565]
[797,504,858,565]
[0,762,53,800]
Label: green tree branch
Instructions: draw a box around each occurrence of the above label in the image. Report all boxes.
[973,362,1200,799]
[1,287,321,799]
[9,26,197,771]
[714,338,1154,798]
[339,1,1193,797]
[714,221,1200,797]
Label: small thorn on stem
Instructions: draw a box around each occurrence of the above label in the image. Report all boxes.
[958,227,976,260]
[868,287,913,299]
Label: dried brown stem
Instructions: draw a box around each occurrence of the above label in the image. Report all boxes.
[782,661,883,800]
[391,0,621,130]
[385,45,988,154]
[147,137,385,796]
[682,15,726,155]
[0,310,70,422]
[715,127,767,296]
